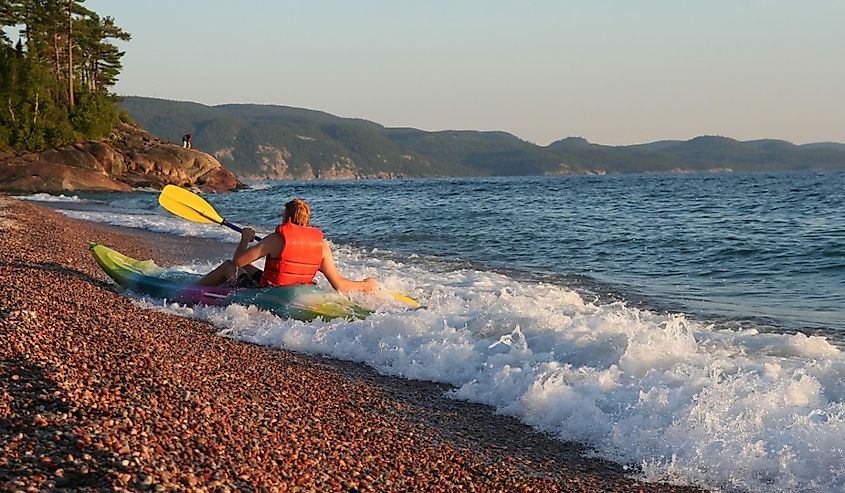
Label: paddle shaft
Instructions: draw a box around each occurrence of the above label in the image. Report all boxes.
[221,219,263,242]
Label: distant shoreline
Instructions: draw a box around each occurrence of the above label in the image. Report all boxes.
[121,96,845,181]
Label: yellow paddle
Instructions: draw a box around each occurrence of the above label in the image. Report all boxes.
[158,185,421,308]
[384,291,421,308]
[159,184,262,240]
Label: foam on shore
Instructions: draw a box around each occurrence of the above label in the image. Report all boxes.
[28,195,845,492]
[139,248,845,493]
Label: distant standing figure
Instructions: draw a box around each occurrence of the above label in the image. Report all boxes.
[182,132,192,149]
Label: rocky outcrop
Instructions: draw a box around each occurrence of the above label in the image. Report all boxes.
[0,123,242,193]
[253,144,298,179]
[239,144,368,180]
[315,158,358,179]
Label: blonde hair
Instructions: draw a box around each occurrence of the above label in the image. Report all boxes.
[283,199,311,226]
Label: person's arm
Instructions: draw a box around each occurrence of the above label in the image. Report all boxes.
[232,229,282,267]
[195,229,278,287]
[319,242,378,293]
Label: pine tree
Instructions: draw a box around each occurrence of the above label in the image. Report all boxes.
[0,0,130,150]
[77,13,129,92]
[1,2,20,45]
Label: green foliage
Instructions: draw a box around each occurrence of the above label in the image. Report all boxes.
[117,108,135,125]
[70,89,119,139]
[0,0,129,151]
[0,3,19,46]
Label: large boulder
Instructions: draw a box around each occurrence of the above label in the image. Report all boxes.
[0,123,242,193]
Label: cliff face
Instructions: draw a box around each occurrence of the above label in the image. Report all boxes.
[0,123,242,193]
[240,144,363,180]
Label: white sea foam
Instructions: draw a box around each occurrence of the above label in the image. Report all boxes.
[59,210,264,242]
[241,181,274,191]
[17,193,87,202]
[125,245,845,493]
[51,206,845,492]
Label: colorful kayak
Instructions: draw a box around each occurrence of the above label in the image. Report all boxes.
[89,243,373,321]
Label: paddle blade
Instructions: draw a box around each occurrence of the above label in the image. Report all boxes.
[387,291,422,309]
[159,185,224,224]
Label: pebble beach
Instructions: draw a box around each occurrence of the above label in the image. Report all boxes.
[0,197,705,492]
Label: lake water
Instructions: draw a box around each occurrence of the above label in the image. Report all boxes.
[23,170,845,493]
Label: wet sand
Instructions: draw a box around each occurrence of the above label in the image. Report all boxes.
[0,197,704,492]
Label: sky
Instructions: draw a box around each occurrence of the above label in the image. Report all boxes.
[74,0,845,146]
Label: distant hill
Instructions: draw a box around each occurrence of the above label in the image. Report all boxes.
[800,142,845,152]
[120,97,845,179]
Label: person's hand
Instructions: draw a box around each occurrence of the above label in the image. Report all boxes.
[360,277,378,293]
[240,227,256,243]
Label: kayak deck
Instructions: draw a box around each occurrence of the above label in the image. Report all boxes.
[89,243,372,321]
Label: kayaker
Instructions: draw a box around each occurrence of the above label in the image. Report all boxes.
[196,198,378,293]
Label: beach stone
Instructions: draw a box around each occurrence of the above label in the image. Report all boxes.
[0,197,706,492]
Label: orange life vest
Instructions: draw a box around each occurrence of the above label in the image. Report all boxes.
[259,222,324,287]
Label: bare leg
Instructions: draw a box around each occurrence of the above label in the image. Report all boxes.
[196,260,237,287]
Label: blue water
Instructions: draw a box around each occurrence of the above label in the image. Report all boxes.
[204,171,843,334]
[24,170,845,492]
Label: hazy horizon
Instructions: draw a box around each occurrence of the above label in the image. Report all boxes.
[77,0,844,146]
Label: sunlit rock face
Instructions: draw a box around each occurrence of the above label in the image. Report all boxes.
[0,123,242,193]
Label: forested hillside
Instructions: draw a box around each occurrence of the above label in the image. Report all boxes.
[122,97,845,179]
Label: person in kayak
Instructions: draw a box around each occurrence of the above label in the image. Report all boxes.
[196,198,378,293]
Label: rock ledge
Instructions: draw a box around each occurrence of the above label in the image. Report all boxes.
[0,123,242,193]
